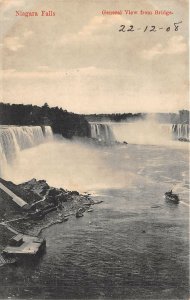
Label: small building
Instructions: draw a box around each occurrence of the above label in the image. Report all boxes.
[3,234,46,258]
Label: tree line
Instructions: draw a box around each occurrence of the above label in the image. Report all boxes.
[0,102,90,138]
[84,113,145,122]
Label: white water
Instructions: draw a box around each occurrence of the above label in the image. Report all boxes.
[0,122,189,300]
[1,121,189,192]
[1,134,189,300]
[90,121,189,146]
[90,123,115,144]
[0,125,53,176]
[4,138,135,192]
[172,124,189,140]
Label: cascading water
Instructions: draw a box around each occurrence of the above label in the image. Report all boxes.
[90,122,189,145]
[172,124,189,140]
[43,126,53,138]
[90,123,115,144]
[0,125,53,176]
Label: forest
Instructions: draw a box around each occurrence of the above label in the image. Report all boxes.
[0,102,90,138]
[84,112,145,122]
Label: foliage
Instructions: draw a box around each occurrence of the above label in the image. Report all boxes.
[0,102,90,138]
[84,113,146,122]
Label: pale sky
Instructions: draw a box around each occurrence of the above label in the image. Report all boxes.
[0,0,189,113]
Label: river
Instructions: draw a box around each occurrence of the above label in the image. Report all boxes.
[0,135,189,299]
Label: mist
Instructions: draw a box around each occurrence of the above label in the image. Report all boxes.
[110,116,186,147]
[3,137,136,193]
[2,118,188,192]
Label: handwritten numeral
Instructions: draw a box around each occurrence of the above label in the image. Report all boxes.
[174,21,182,31]
[127,25,134,32]
[119,25,126,32]
[118,21,182,33]
[150,26,156,32]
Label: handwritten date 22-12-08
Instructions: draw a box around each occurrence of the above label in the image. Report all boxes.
[119,21,182,32]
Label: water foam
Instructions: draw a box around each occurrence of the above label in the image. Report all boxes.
[0,125,53,176]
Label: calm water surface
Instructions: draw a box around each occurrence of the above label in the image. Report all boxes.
[0,144,189,299]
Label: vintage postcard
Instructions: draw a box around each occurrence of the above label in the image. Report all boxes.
[0,0,189,299]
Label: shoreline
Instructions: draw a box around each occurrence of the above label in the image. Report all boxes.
[0,177,99,262]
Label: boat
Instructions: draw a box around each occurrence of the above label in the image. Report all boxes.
[87,208,93,212]
[165,191,179,204]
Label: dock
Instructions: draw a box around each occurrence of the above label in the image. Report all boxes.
[3,234,46,257]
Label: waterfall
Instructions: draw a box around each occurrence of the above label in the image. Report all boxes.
[43,126,53,138]
[172,124,189,141]
[90,122,189,145]
[0,126,53,176]
[90,123,115,144]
